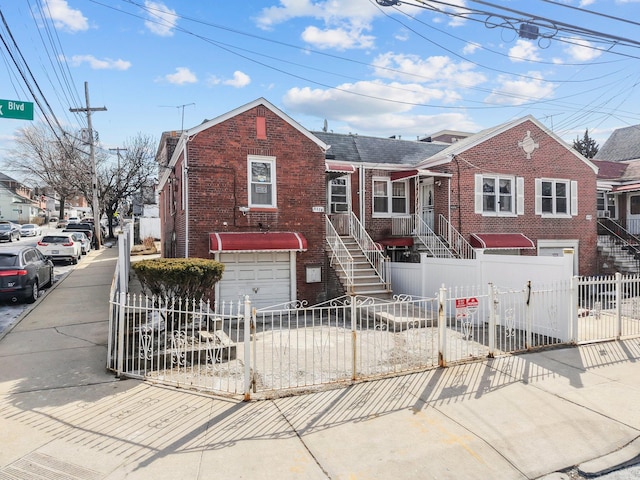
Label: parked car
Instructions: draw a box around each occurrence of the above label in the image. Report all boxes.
[68,216,80,224]
[0,223,21,242]
[20,223,42,237]
[0,245,53,303]
[70,232,91,255]
[64,223,96,248]
[56,219,69,229]
[37,233,82,264]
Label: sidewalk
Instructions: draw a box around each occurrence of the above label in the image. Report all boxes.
[0,243,639,479]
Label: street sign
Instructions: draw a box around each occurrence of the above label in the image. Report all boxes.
[0,99,34,120]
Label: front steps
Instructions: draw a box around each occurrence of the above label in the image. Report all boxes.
[330,236,392,298]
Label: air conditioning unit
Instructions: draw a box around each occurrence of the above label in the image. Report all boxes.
[597,210,611,218]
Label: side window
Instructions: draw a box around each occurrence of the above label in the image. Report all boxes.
[535,179,577,217]
[248,155,277,208]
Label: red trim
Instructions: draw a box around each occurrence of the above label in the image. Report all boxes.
[613,183,640,193]
[391,170,418,181]
[377,237,414,247]
[326,161,356,173]
[470,233,535,250]
[209,232,307,252]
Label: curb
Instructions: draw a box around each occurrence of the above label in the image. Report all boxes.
[578,437,640,477]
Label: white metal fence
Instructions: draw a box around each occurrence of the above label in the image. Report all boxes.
[107,273,640,400]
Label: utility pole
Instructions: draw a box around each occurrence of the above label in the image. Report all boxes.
[109,147,127,222]
[70,81,106,250]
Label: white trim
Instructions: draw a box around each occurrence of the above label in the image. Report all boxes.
[538,239,579,275]
[248,155,277,208]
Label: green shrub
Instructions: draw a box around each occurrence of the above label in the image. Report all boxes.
[132,258,225,301]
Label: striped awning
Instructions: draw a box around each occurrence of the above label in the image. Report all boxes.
[470,233,535,250]
[209,232,307,253]
[325,161,356,174]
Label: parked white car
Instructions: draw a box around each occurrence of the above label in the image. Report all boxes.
[37,233,82,264]
[19,223,42,237]
[69,232,91,255]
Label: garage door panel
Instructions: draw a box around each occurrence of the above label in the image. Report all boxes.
[219,252,292,308]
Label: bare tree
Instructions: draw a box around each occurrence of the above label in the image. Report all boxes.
[100,133,157,238]
[6,123,86,220]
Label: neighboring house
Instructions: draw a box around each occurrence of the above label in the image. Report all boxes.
[0,173,41,223]
[157,99,599,308]
[318,115,598,276]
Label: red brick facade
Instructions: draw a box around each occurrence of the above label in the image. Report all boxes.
[158,101,329,304]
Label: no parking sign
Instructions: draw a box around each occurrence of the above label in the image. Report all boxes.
[455,297,479,318]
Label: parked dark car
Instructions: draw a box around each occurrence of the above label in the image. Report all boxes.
[0,222,21,242]
[0,245,54,303]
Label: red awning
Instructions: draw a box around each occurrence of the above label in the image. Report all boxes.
[377,237,414,247]
[209,232,307,253]
[326,161,356,174]
[613,183,640,193]
[390,168,444,181]
[470,233,535,250]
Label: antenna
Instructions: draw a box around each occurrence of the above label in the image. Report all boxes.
[159,103,195,131]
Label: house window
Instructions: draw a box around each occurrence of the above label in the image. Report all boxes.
[535,178,577,217]
[630,195,640,215]
[330,177,349,213]
[373,177,407,216]
[248,155,276,208]
[475,174,518,215]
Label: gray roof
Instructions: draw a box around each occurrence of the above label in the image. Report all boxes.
[312,131,449,166]
[594,124,640,162]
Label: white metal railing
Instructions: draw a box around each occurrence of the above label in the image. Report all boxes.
[108,270,640,399]
[326,216,355,292]
[393,215,454,257]
[345,211,389,289]
[438,214,475,259]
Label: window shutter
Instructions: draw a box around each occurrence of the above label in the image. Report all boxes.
[535,178,542,215]
[571,180,578,216]
[474,174,483,214]
[517,177,525,215]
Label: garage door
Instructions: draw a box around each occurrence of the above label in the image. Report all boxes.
[219,252,291,309]
[538,241,578,275]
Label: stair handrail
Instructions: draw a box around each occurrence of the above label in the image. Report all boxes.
[347,211,389,289]
[325,215,354,292]
[437,214,476,259]
[412,214,455,258]
[598,218,640,255]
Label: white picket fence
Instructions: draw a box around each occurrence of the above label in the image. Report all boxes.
[107,273,640,400]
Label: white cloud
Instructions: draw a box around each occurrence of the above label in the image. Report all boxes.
[67,55,131,70]
[224,71,251,88]
[564,37,602,62]
[484,72,556,106]
[207,71,251,88]
[255,0,380,30]
[301,25,374,50]
[372,52,486,88]
[144,1,177,37]
[462,43,480,55]
[508,39,541,62]
[283,83,479,136]
[161,67,197,85]
[43,0,88,32]
[579,0,595,6]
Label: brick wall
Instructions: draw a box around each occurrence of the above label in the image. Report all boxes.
[166,105,328,304]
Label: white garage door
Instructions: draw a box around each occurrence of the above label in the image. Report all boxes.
[219,252,291,309]
[538,240,578,275]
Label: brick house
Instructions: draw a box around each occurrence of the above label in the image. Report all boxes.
[318,115,599,276]
[157,100,599,307]
[156,98,329,308]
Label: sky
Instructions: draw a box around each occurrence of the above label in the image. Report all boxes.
[1,0,640,171]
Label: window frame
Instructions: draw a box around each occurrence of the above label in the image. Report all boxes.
[474,174,522,216]
[535,178,577,218]
[248,155,277,209]
[372,176,408,217]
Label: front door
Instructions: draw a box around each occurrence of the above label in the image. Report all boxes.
[419,179,435,232]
